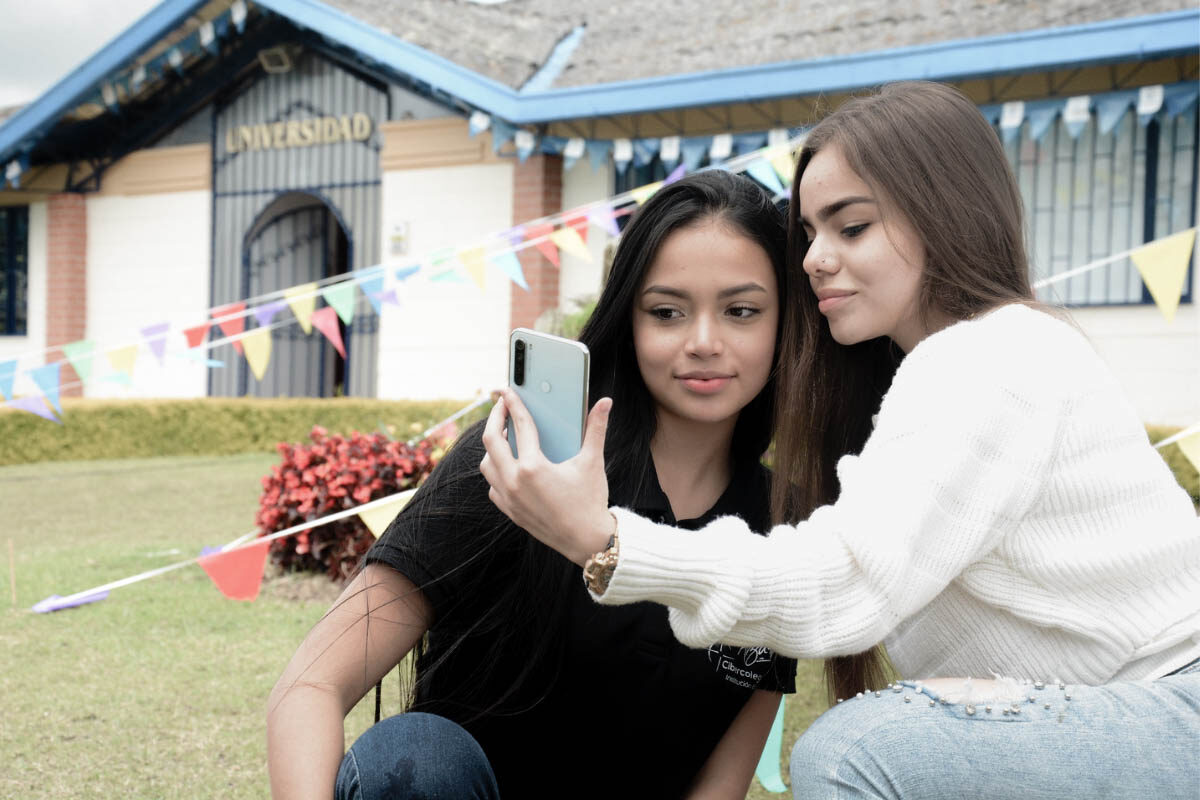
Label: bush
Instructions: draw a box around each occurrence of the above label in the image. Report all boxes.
[0,397,470,465]
[257,424,454,581]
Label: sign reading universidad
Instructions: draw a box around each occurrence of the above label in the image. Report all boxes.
[224,112,373,153]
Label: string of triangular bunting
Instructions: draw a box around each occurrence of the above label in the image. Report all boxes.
[0,139,803,419]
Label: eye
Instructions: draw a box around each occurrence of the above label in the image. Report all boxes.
[842,223,868,238]
[649,306,682,321]
[727,306,760,320]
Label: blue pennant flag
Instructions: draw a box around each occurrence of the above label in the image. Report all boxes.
[30,362,62,414]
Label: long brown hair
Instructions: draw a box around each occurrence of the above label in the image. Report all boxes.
[770,81,1035,701]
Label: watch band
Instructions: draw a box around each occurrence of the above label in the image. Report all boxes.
[582,518,619,595]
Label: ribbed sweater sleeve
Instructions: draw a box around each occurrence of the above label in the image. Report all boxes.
[596,309,1069,659]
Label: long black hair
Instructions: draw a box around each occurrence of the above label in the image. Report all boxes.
[298,170,789,723]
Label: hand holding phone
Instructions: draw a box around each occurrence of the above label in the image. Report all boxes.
[507,328,589,463]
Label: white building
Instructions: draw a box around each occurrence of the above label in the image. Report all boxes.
[0,0,1196,423]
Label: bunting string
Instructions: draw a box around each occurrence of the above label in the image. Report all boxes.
[27,395,486,611]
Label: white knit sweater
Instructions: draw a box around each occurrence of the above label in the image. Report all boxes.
[599,304,1200,684]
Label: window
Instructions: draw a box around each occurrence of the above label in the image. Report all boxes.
[0,205,28,335]
[1002,105,1198,307]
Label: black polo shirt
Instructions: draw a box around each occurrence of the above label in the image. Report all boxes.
[366,432,795,798]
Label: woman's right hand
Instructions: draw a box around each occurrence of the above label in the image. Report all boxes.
[479,389,615,566]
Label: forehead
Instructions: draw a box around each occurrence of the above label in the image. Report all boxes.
[797,145,872,205]
[642,219,775,288]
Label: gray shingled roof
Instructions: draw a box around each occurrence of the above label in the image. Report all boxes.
[324,0,1194,90]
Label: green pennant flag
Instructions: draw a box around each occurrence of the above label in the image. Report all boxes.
[62,340,96,387]
[321,281,357,325]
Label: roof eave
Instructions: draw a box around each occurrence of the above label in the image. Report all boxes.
[507,9,1200,123]
[0,0,205,164]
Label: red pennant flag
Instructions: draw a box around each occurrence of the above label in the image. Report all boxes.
[565,214,589,244]
[197,539,270,601]
[183,322,212,349]
[311,306,346,358]
[211,302,246,355]
[524,223,560,267]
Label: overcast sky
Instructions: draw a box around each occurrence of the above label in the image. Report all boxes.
[0,0,161,108]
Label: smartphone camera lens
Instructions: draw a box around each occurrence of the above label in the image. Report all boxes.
[514,339,526,385]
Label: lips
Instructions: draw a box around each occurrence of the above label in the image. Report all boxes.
[815,289,855,314]
[677,373,732,394]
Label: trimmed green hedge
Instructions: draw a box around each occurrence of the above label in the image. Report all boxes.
[2,400,1196,504]
[0,397,474,465]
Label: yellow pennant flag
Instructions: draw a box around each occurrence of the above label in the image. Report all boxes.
[458,247,488,290]
[768,145,799,183]
[1130,228,1196,324]
[242,328,272,380]
[549,227,592,262]
[630,181,663,205]
[358,489,417,537]
[106,345,138,377]
[1177,431,1200,475]
[284,283,318,334]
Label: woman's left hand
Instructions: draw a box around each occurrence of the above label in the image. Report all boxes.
[480,389,615,566]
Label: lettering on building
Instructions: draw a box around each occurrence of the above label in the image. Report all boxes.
[224,112,373,153]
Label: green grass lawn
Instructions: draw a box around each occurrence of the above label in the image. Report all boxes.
[1,454,826,799]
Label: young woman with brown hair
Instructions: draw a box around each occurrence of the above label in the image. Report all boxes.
[481,82,1200,798]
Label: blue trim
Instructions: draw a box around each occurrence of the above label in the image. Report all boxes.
[0,0,201,166]
[2,3,1197,168]
[254,3,1198,123]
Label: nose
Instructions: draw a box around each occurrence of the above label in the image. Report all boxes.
[686,312,722,358]
[802,233,836,277]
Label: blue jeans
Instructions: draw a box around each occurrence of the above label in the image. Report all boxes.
[789,661,1200,799]
[335,712,501,800]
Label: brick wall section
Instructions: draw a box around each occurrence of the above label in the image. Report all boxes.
[46,193,88,397]
[510,154,563,331]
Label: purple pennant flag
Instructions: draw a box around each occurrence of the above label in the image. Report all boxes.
[29,363,62,414]
[253,300,287,328]
[374,288,400,308]
[505,226,525,249]
[587,206,621,238]
[141,322,171,365]
[663,163,688,186]
[32,590,109,613]
[7,395,61,423]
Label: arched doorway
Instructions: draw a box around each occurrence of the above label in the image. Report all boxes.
[239,192,350,397]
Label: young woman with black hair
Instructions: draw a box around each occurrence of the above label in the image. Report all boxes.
[267,170,799,799]
[482,82,1200,799]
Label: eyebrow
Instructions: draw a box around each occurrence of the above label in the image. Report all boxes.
[799,195,875,227]
[642,282,768,300]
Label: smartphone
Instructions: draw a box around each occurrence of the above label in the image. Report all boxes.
[507,328,590,463]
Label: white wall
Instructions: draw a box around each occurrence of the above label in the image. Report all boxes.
[0,201,47,397]
[1073,300,1199,428]
[377,162,514,401]
[558,159,614,311]
[85,190,211,398]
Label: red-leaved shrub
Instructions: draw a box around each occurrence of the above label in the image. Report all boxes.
[256,424,451,581]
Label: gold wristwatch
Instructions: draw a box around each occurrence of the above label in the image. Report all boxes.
[582,522,619,595]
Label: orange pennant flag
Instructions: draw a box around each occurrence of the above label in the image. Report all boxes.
[311,306,346,358]
[524,222,560,267]
[183,322,212,349]
[212,302,247,355]
[198,539,271,601]
[565,214,589,244]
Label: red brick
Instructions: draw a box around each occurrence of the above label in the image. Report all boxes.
[46,194,88,397]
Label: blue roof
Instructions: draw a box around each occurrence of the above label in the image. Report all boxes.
[1,0,1197,171]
